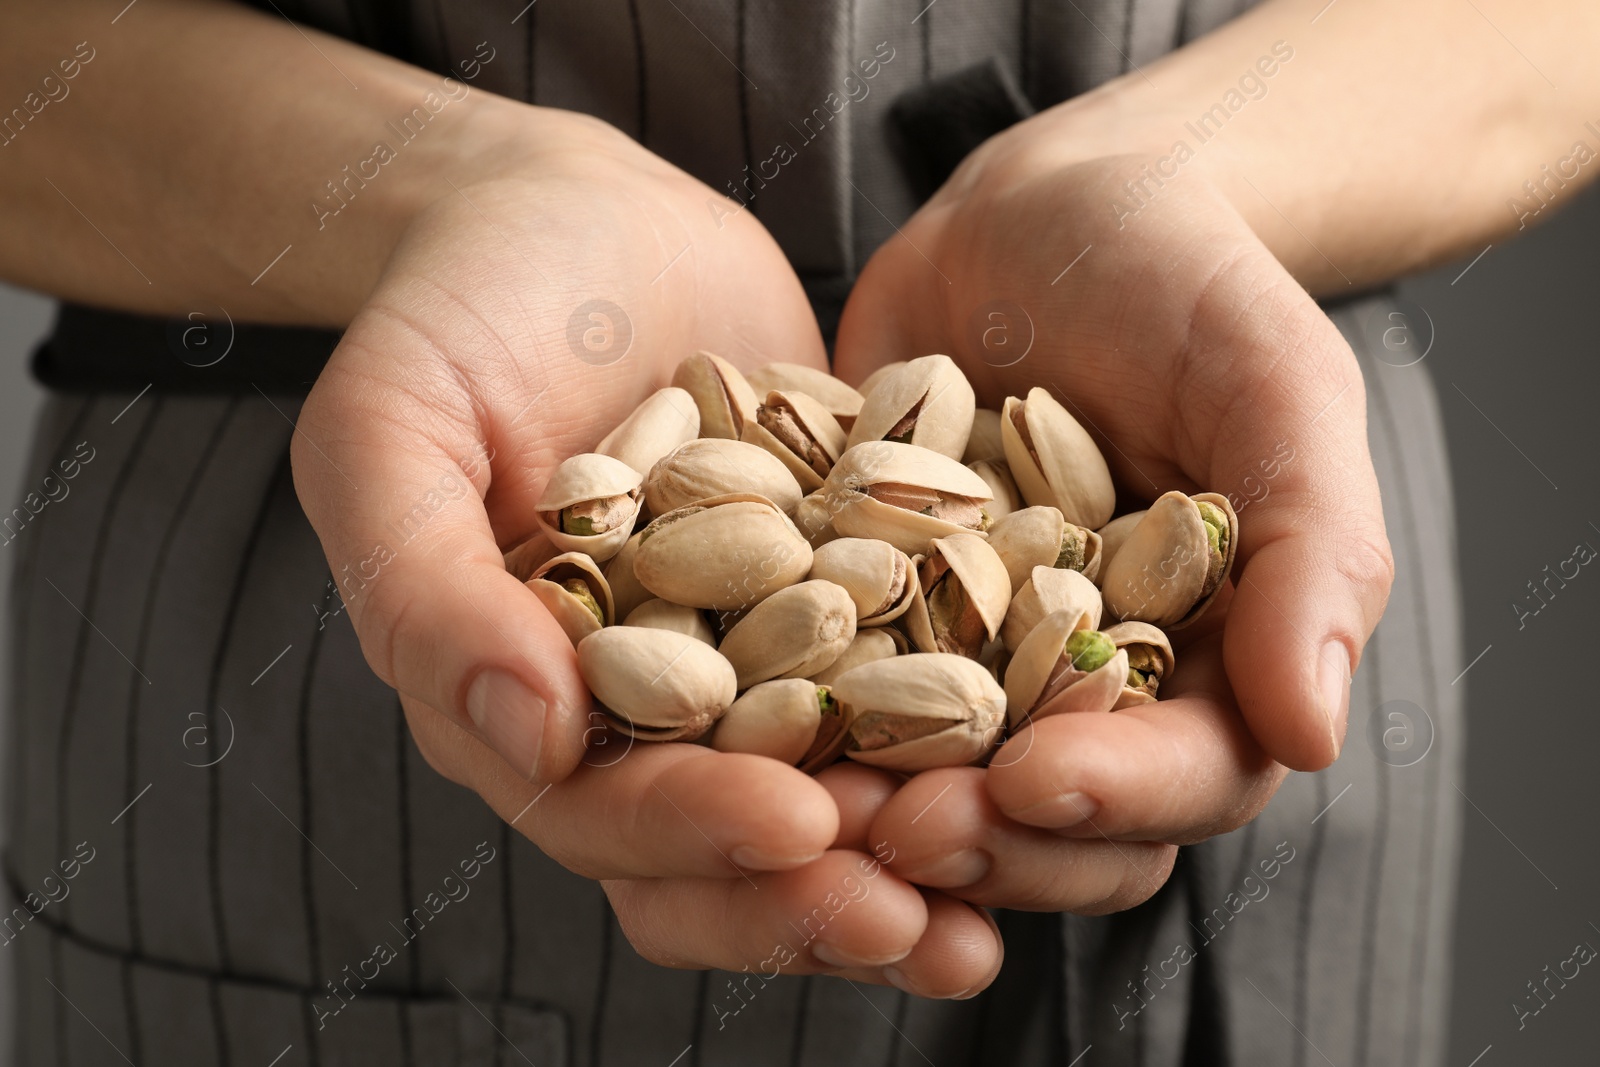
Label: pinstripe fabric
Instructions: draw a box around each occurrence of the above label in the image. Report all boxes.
[6,2,1462,1065]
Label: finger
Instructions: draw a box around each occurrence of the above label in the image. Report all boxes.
[814,762,903,851]
[872,769,1176,914]
[404,698,839,878]
[832,226,950,387]
[603,851,928,973]
[986,635,1284,843]
[874,892,1004,999]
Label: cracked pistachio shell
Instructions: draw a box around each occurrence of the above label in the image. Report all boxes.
[633,494,813,610]
[963,408,1007,464]
[671,351,759,440]
[1000,388,1116,528]
[503,533,561,584]
[845,354,976,461]
[1002,566,1103,653]
[1100,491,1238,628]
[741,389,849,492]
[716,579,857,689]
[807,537,918,627]
[793,490,841,548]
[534,452,644,562]
[1092,511,1145,587]
[623,598,717,646]
[746,363,864,430]
[823,442,994,556]
[967,460,1021,519]
[811,628,904,687]
[987,506,1103,594]
[645,438,804,516]
[1003,609,1129,728]
[904,534,1013,658]
[856,361,907,401]
[604,533,653,621]
[710,679,837,766]
[577,626,736,742]
[1103,621,1176,710]
[596,387,701,475]
[527,552,614,646]
[835,653,1006,773]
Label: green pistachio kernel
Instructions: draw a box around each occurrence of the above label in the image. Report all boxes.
[1196,500,1229,557]
[561,510,597,537]
[1064,629,1116,673]
[1127,667,1149,689]
[817,688,836,715]
[562,579,604,628]
[1054,529,1087,571]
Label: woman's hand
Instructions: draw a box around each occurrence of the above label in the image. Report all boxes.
[832,141,1394,912]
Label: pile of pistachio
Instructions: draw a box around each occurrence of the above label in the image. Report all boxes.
[521,352,1238,774]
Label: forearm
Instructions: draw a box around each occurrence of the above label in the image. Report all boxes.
[0,0,532,326]
[1030,0,1600,293]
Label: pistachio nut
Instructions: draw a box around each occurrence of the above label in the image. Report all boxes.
[710,678,840,767]
[835,653,1006,773]
[807,537,918,627]
[644,438,804,516]
[987,506,1103,594]
[1001,566,1103,652]
[526,552,614,646]
[855,361,907,401]
[962,408,1007,464]
[1099,491,1238,628]
[740,389,849,492]
[596,386,701,475]
[1000,387,1116,528]
[503,533,560,584]
[671,350,759,439]
[623,598,717,646]
[716,579,857,689]
[903,533,1012,659]
[746,363,865,430]
[1003,609,1129,728]
[792,490,841,548]
[604,532,653,621]
[1092,510,1145,587]
[845,354,976,461]
[823,441,994,556]
[1102,621,1176,709]
[810,628,904,687]
[967,460,1021,519]
[633,493,813,610]
[577,626,737,742]
[534,452,644,562]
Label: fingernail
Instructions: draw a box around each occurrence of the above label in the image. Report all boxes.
[813,942,910,969]
[884,967,970,1000]
[466,669,546,779]
[730,845,824,871]
[900,849,991,888]
[1018,790,1100,831]
[1319,641,1352,760]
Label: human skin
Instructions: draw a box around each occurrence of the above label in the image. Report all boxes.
[3,0,1598,999]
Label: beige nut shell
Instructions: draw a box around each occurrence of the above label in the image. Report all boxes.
[633,494,813,610]
[716,579,857,689]
[1000,388,1115,529]
[577,626,736,741]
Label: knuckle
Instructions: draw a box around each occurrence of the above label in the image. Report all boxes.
[1334,522,1396,602]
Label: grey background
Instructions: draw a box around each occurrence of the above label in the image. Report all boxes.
[0,185,1595,1058]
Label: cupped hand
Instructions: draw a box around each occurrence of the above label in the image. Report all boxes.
[833,141,1394,911]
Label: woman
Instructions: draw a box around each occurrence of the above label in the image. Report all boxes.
[2,0,1587,1063]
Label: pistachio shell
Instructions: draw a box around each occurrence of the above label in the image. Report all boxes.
[967,460,1021,519]
[671,351,759,439]
[855,361,907,401]
[710,679,832,765]
[577,626,736,741]
[807,537,918,627]
[623,598,717,646]
[634,494,813,610]
[824,442,994,555]
[1003,610,1128,728]
[1100,491,1237,628]
[527,552,614,646]
[503,533,560,583]
[987,506,1103,594]
[716,579,857,689]
[645,438,804,516]
[792,491,841,548]
[1002,566,1103,652]
[835,653,1006,772]
[962,408,1006,464]
[1000,388,1115,528]
[746,363,864,429]
[1103,620,1176,709]
[596,387,701,474]
[1093,511,1145,586]
[740,389,849,493]
[534,452,644,562]
[903,534,1012,658]
[811,628,903,687]
[604,532,653,621]
[845,354,975,460]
